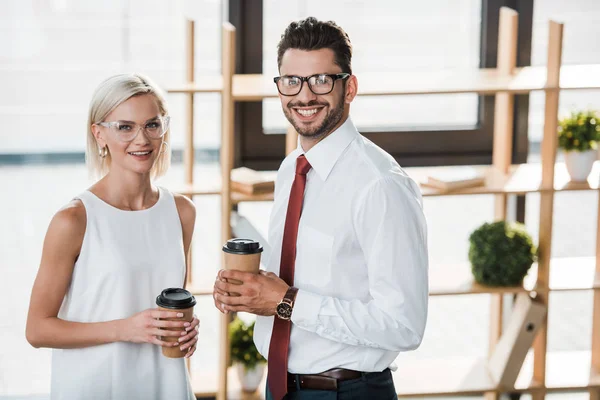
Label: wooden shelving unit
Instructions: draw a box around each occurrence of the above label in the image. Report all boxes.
[170,64,600,99]
[166,7,600,400]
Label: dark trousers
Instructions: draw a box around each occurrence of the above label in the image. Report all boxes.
[265,369,396,400]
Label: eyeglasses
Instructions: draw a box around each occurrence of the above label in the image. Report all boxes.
[98,116,170,142]
[273,73,350,96]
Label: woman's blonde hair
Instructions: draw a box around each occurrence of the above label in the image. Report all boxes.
[86,73,171,179]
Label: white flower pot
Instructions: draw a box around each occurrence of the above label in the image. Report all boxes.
[564,149,597,182]
[235,362,266,393]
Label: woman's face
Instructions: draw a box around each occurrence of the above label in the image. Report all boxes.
[93,94,165,177]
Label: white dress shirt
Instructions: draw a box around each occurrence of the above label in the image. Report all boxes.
[254,116,429,374]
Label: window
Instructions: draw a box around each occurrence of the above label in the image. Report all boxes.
[263,0,481,132]
[233,0,533,170]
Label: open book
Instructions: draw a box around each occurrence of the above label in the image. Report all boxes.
[421,166,486,191]
[231,167,276,195]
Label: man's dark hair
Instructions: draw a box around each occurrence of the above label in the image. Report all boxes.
[277,17,353,75]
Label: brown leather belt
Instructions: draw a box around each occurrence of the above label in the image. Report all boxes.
[287,368,363,391]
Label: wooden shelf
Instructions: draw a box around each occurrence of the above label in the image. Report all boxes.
[164,65,600,97]
[409,161,600,197]
[170,183,222,197]
[230,64,600,101]
[165,76,224,94]
[173,160,600,201]
[171,186,275,202]
[231,69,538,101]
[429,263,529,296]
[429,256,598,296]
[232,191,274,204]
[505,64,600,93]
[189,256,598,298]
[514,350,600,393]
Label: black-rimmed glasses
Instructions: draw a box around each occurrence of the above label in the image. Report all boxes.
[273,73,350,96]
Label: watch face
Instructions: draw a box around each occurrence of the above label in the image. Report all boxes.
[277,303,292,320]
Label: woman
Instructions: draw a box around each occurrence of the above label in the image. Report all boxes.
[26,73,199,399]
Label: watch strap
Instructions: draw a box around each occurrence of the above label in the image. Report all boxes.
[283,286,299,305]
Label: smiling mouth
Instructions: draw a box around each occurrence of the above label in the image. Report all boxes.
[293,107,325,120]
[297,108,318,116]
[128,150,153,156]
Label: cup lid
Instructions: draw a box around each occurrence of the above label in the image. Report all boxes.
[222,238,263,255]
[156,288,197,309]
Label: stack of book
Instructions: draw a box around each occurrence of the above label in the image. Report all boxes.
[420,166,486,192]
[231,167,276,195]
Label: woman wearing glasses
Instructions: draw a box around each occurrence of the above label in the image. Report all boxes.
[26,74,198,399]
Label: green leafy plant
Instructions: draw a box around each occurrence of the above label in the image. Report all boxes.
[468,221,537,286]
[229,317,265,371]
[557,110,600,152]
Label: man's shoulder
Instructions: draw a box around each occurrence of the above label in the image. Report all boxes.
[343,133,421,200]
[350,133,409,180]
[347,136,423,209]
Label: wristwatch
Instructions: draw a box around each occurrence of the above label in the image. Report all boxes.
[276,286,299,320]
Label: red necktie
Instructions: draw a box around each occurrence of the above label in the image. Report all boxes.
[268,154,312,400]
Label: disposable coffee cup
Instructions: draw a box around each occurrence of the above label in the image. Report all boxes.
[156,288,196,358]
[222,239,263,295]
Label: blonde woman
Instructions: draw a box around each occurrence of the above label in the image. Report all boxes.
[26,74,198,399]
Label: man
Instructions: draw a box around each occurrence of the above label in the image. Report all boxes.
[213,17,428,400]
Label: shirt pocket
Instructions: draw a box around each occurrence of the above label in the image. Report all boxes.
[295,225,334,289]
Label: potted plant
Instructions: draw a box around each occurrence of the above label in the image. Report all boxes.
[229,317,266,393]
[468,221,537,286]
[558,110,600,181]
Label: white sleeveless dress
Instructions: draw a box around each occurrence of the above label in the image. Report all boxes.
[51,187,195,400]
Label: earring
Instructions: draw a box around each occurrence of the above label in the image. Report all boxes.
[159,142,170,155]
[99,146,108,158]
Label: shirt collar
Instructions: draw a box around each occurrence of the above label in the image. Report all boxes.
[294,116,358,181]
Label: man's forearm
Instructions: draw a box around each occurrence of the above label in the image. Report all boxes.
[291,289,426,351]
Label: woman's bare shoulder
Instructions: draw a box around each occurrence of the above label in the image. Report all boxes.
[48,199,87,242]
[173,193,196,223]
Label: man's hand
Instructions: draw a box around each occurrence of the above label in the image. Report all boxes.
[212,270,288,316]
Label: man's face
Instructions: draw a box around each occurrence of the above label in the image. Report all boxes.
[278,48,349,140]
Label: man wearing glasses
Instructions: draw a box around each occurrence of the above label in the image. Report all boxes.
[213,17,429,400]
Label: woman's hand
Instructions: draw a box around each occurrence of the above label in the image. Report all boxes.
[120,308,191,348]
[177,315,200,358]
